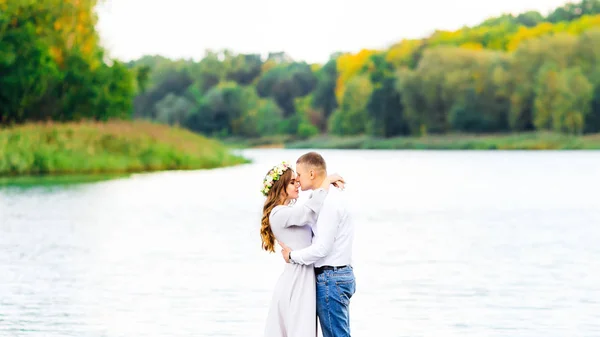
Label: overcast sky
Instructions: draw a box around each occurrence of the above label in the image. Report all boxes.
[96,0,570,63]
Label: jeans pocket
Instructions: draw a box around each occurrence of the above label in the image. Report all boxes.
[335,278,355,306]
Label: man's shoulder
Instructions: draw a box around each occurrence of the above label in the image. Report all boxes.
[324,187,347,209]
[325,186,343,198]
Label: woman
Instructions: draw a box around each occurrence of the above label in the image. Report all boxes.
[260,161,343,337]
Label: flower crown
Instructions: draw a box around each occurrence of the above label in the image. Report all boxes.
[261,161,292,196]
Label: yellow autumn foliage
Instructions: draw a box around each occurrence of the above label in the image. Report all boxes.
[386,39,423,66]
[335,49,379,103]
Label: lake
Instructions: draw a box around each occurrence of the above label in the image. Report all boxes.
[1,149,600,337]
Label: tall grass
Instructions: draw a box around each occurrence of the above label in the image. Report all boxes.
[0,120,249,176]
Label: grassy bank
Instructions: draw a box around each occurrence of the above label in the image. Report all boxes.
[0,120,249,176]
[283,133,600,150]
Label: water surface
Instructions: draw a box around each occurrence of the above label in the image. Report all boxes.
[1,149,599,336]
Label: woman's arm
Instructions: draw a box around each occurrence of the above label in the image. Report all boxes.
[270,174,344,228]
[270,188,328,228]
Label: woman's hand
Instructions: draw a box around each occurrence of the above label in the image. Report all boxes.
[327,173,344,184]
[319,173,346,190]
[332,181,345,190]
[328,173,345,190]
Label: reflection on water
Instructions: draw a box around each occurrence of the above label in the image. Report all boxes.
[1,149,600,337]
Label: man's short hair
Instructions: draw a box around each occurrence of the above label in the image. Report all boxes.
[296,152,327,171]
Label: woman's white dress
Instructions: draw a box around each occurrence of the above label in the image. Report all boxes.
[264,189,328,337]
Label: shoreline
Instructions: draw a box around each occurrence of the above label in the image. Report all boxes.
[223,133,600,150]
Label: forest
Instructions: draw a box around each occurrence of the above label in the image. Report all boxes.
[2,0,600,141]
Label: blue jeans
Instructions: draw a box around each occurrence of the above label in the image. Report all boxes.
[316,266,356,337]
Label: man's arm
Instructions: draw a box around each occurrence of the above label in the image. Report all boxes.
[288,198,339,265]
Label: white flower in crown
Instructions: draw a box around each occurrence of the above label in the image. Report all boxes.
[261,161,292,196]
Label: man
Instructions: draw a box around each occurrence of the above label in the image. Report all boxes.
[279,152,356,337]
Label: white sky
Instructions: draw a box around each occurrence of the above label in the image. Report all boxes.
[96,0,570,63]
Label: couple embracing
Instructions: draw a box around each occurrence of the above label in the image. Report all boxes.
[260,151,356,337]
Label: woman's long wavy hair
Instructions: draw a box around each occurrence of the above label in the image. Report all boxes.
[261,169,294,253]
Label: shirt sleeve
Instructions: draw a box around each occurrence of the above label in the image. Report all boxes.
[290,196,339,265]
[269,188,328,228]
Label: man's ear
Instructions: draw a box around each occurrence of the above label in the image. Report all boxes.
[309,169,315,179]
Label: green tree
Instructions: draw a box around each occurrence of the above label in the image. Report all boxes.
[1,0,136,125]
[547,0,600,23]
[155,94,195,126]
[226,53,263,85]
[256,62,317,117]
[311,58,338,131]
[133,70,194,119]
[534,65,593,134]
[509,34,579,130]
[329,75,372,135]
[516,11,544,27]
[366,53,408,137]
[0,7,59,124]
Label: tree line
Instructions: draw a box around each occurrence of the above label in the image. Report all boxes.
[2,0,600,138]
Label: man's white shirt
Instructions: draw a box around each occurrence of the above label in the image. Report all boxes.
[290,187,353,268]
